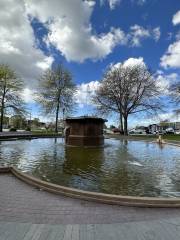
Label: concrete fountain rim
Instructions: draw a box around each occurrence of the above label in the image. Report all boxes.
[1,165,180,208]
[0,137,179,207]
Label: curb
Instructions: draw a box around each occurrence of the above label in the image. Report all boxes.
[1,166,180,208]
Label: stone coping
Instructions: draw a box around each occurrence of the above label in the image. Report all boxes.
[1,166,180,208]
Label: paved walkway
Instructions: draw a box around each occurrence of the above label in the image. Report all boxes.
[1,174,180,239]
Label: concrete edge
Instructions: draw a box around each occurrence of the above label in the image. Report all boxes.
[1,166,180,207]
[0,134,62,141]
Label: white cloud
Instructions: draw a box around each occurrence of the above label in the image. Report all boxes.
[113,57,146,69]
[75,81,101,107]
[36,56,54,70]
[172,10,180,25]
[21,88,35,103]
[129,25,150,46]
[155,71,178,94]
[48,24,127,62]
[123,57,146,67]
[161,10,180,68]
[0,0,54,87]
[153,27,161,42]
[161,40,180,68]
[23,0,160,63]
[25,0,126,63]
[128,25,160,46]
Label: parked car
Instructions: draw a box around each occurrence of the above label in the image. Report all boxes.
[157,130,166,135]
[165,128,175,134]
[129,129,146,135]
[175,130,180,135]
[112,128,121,134]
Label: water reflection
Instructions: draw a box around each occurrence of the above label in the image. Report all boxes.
[0,138,179,197]
[62,146,105,190]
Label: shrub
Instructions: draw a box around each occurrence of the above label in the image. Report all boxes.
[25,126,31,131]
[9,127,17,132]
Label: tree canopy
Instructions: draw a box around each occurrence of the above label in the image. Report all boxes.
[0,64,25,131]
[94,64,162,135]
[36,64,76,132]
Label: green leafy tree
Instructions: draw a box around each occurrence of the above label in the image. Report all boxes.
[37,64,76,133]
[0,64,25,132]
[10,115,27,129]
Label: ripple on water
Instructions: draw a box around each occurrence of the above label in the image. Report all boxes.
[0,138,179,197]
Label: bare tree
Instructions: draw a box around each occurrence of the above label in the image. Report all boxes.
[0,64,25,132]
[93,71,124,132]
[170,81,180,116]
[36,64,76,133]
[94,64,162,135]
[170,81,180,104]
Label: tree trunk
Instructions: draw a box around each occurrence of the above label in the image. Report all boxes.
[55,102,60,133]
[0,106,4,132]
[124,115,128,136]
[0,88,5,132]
[119,113,124,133]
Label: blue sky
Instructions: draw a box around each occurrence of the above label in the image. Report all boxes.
[0,0,180,127]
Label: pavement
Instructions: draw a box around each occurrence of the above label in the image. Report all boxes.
[1,174,180,239]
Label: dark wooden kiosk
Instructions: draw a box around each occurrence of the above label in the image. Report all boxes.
[65,117,106,147]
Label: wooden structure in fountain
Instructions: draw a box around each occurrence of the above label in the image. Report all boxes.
[65,117,106,146]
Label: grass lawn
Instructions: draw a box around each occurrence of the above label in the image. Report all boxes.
[31,130,62,136]
[163,134,180,141]
[107,134,180,142]
[129,134,180,141]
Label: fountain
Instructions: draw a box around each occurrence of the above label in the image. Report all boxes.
[65,116,106,146]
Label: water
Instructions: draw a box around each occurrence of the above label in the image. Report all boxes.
[0,138,179,197]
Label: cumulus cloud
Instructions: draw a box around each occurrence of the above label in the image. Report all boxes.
[25,0,159,62]
[21,88,35,103]
[112,57,146,69]
[172,10,180,25]
[161,40,180,68]
[123,57,146,67]
[128,25,160,46]
[48,25,127,62]
[75,81,101,107]
[36,56,54,70]
[25,0,127,63]
[0,0,54,87]
[161,10,180,68]
[155,72,178,94]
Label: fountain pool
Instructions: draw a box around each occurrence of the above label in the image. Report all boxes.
[0,137,179,197]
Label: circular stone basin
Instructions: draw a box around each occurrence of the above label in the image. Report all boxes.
[0,138,179,198]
